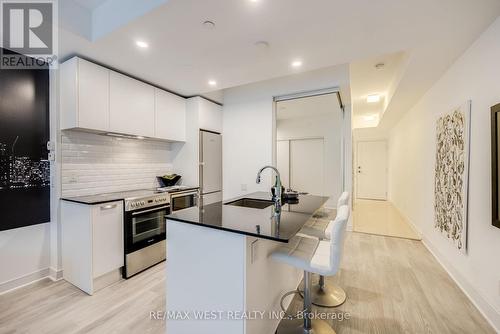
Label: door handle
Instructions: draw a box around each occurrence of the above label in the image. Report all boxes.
[100,204,117,210]
[132,205,169,216]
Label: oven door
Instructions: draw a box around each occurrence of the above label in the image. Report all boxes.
[170,191,198,212]
[124,205,169,254]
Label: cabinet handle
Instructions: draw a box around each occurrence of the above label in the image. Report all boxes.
[100,204,117,210]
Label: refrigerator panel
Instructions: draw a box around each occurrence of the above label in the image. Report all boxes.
[201,191,222,205]
[200,130,222,194]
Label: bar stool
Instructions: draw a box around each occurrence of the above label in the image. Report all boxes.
[271,205,349,334]
[297,193,350,308]
[299,192,349,240]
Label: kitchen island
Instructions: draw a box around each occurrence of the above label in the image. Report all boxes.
[165,192,328,334]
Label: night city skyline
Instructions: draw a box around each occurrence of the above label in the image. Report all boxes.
[0,140,50,190]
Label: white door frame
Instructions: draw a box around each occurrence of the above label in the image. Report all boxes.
[272,87,345,191]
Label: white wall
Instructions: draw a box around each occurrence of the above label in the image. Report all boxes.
[222,65,351,202]
[0,224,51,293]
[277,113,343,200]
[388,17,500,331]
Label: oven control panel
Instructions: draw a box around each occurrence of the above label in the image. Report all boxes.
[125,194,170,211]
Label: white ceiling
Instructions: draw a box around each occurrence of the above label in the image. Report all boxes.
[59,0,500,121]
[276,94,340,120]
[351,51,407,128]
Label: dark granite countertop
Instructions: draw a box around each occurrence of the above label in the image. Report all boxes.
[61,186,199,205]
[166,191,329,243]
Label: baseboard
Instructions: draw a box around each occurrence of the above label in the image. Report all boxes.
[49,267,64,281]
[0,267,50,295]
[422,237,500,333]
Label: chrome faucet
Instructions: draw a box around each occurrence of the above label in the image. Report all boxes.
[256,166,282,213]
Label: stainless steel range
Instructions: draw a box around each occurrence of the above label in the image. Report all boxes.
[123,191,170,278]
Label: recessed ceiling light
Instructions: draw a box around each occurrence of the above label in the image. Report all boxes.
[135,40,149,49]
[203,20,216,29]
[291,60,302,68]
[363,115,377,121]
[367,94,380,103]
[208,80,217,86]
[255,41,269,49]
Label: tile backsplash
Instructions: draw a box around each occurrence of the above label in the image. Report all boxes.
[61,130,174,197]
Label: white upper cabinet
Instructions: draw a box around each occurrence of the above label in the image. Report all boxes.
[109,72,155,137]
[60,58,110,131]
[198,98,222,133]
[155,89,186,141]
[60,57,187,141]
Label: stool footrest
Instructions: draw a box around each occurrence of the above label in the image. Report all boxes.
[279,289,306,320]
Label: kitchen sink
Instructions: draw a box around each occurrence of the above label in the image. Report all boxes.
[225,198,274,209]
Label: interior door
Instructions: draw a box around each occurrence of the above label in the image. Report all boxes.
[290,138,324,196]
[356,141,388,200]
[200,130,222,194]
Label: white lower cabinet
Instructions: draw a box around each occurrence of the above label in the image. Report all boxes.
[61,200,124,295]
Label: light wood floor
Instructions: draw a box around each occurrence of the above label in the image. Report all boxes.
[0,232,494,334]
[353,199,421,240]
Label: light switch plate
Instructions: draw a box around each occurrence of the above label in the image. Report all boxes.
[46,141,55,151]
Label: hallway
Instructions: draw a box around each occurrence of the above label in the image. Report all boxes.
[353,199,421,240]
